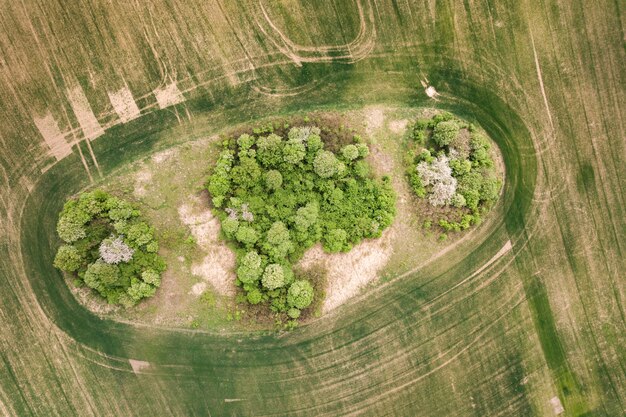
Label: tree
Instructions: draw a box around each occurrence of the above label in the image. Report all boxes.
[323,228,348,252]
[287,280,314,309]
[141,269,161,285]
[83,261,123,294]
[56,215,87,243]
[237,251,263,284]
[256,134,283,167]
[265,169,283,190]
[341,144,359,161]
[231,156,261,189]
[247,288,263,304]
[99,236,134,264]
[314,150,340,178]
[451,193,467,208]
[126,222,154,248]
[416,155,457,206]
[293,202,319,233]
[283,139,306,164]
[261,264,285,290]
[127,279,156,303]
[221,217,239,237]
[53,245,83,272]
[263,221,293,260]
[237,133,255,151]
[432,120,460,147]
[356,143,370,158]
[235,226,258,246]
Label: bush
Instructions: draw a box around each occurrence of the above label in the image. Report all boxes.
[206,123,396,320]
[314,150,340,178]
[432,120,460,147]
[265,170,283,190]
[53,245,83,272]
[262,264,285,290]
[287,280,314,309]
[54,191,165,306]
[407,113,501,232]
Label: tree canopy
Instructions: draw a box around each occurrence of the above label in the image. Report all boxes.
[53,190,166,306]
[207,124,396,321]
[407,112,501,233]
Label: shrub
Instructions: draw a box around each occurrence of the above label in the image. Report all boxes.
[265,170,283,190]
[207,124,396,320]
[54,191,165,306]
[287,280,314,309]
[341,144,359,161]
[53,245,83,272]
[314,150,340,178]
[432,120,460,147]
[262,264,285,290]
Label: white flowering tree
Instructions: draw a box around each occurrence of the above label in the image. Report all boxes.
[99,236,134,264]
[416,155,457,206]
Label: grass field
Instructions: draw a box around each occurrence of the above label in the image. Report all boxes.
[0,0,624,416]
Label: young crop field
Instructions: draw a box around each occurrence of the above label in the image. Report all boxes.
[0,0,624,416]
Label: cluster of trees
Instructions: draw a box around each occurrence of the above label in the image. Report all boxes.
[407,112,501,232]
[208,126,395,321]
[53,190,165,306]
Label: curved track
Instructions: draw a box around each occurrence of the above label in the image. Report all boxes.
[1,1,624,416]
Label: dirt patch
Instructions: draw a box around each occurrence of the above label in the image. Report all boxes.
[33,112,72,160]
[67,85,104,140]
[128,359,150,374]
[154,82,184,109]
[133,168,152,197]
[365,107,384,134]
[389,119,408,134]
[108,87,141,123]
[151,148,178,164]
[178,196,236,296]
[190,281,207,296]
[298,228,395,313]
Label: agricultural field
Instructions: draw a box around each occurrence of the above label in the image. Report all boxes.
[0,0,624,416]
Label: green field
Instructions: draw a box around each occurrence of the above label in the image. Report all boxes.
[0,0,624,415]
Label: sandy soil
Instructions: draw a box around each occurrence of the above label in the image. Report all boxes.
[133,168,152,197]
[389,119,408,134]
[298,228,395,313]
[151,148,178,164]
[178,196,236,296]
[33,112,72,160]
[365,107,385,134]
[154,82,184,109]
[128,359,150,374]
[108,87,141,123]
[67,85,104,140]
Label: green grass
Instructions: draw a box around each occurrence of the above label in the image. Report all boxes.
[1,0,624,416]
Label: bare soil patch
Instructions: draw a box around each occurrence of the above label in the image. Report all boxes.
[178,195,236,296]
[108,87,141,123]
[298,228,395,313]
[389,119,408,134]
[67,85,104,140]
[154,82,185,109]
